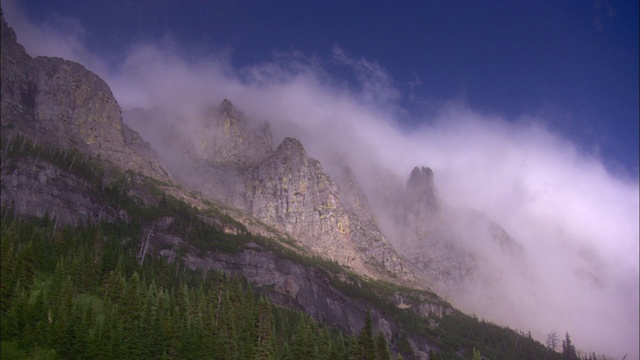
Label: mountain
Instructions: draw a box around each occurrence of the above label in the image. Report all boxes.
[0,11,567,359]
[153,98,417,285]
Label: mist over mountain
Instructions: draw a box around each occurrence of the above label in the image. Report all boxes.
[2,2,639,358]
[110,40,637,360]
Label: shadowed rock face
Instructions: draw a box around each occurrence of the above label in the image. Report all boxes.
[143,220,449,356]
[1,157,112,225]
[0,14,169,182]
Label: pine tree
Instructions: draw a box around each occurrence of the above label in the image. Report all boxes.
[121,272,144,357]
[472,347,482,360]
[15,240,35,292]
[347,334,361,360]
[0,224,18,312]
[214,290,238,360]
[547,331,559,351]
[291,317,318,360]
[562,332,579,360]
[256,298,276,360]
[328,332,347,360]
[375,332,391,360]
[358,309,375,360]
[316,327,333,360]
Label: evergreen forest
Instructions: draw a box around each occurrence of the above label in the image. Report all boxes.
[0,213,394,360]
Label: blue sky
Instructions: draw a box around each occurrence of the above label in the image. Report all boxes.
[12,0,640,176]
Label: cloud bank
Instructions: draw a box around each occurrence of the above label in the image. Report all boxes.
[4,2,638,358]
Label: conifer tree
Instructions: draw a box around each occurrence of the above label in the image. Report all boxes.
[0,228,17,311]
[562,332,579,360]
[358,309,375,360]
[256,297,276,360]
[347,334,361,360]
[375,332,391,360]
[472,347,482,360]
[214,290,238,360]
[291,317,318,360]
[329,332,347,360]
[121,272,144,357]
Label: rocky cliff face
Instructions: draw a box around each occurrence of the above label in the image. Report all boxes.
[198,99,273,166]
[0,14,169,183]
[153,99,416,284]
[1,155,112,225]
[245,137,414,283]
[165,99,272,167]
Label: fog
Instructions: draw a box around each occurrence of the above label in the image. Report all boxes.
[4,2,638,358]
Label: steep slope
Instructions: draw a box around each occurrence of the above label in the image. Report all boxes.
[0,14,169,183]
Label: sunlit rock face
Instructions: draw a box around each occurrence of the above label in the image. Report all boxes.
[0,14,169,182]
[245,137,415,283]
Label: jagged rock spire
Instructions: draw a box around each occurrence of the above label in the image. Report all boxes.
[220,98,234,112]
[406,166,438,211]
[275,137,307,158]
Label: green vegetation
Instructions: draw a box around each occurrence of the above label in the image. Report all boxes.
[0,214,394,359]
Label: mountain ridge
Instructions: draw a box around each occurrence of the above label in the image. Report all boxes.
[0,11,582,359]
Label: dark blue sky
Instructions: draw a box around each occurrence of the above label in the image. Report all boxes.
[15,0,640,176]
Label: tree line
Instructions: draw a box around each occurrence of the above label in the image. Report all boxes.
[0,214,395,360]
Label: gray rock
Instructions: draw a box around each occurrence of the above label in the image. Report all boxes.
[0,13,170,183]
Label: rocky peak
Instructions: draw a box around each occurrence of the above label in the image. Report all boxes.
[220,98,234,113]
[0,14,170,181]
[407,166,433,191]
[186,99,273,167]
[1,13,30,64]
[275,137,307,158]
[406,166,438,211]
[245,137,415,284]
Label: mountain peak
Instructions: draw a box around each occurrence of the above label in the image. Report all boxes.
[407,166,434,191]
[1,13,29,63]
[275,137,307,157]
[402,166,439,220]
[220,98,234,114]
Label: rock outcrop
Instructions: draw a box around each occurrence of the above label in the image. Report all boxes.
[1,156,115,225]
[143,219,450,356]
[245,137,414,283]
[201,99,273,166]
[0,13,169,182]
